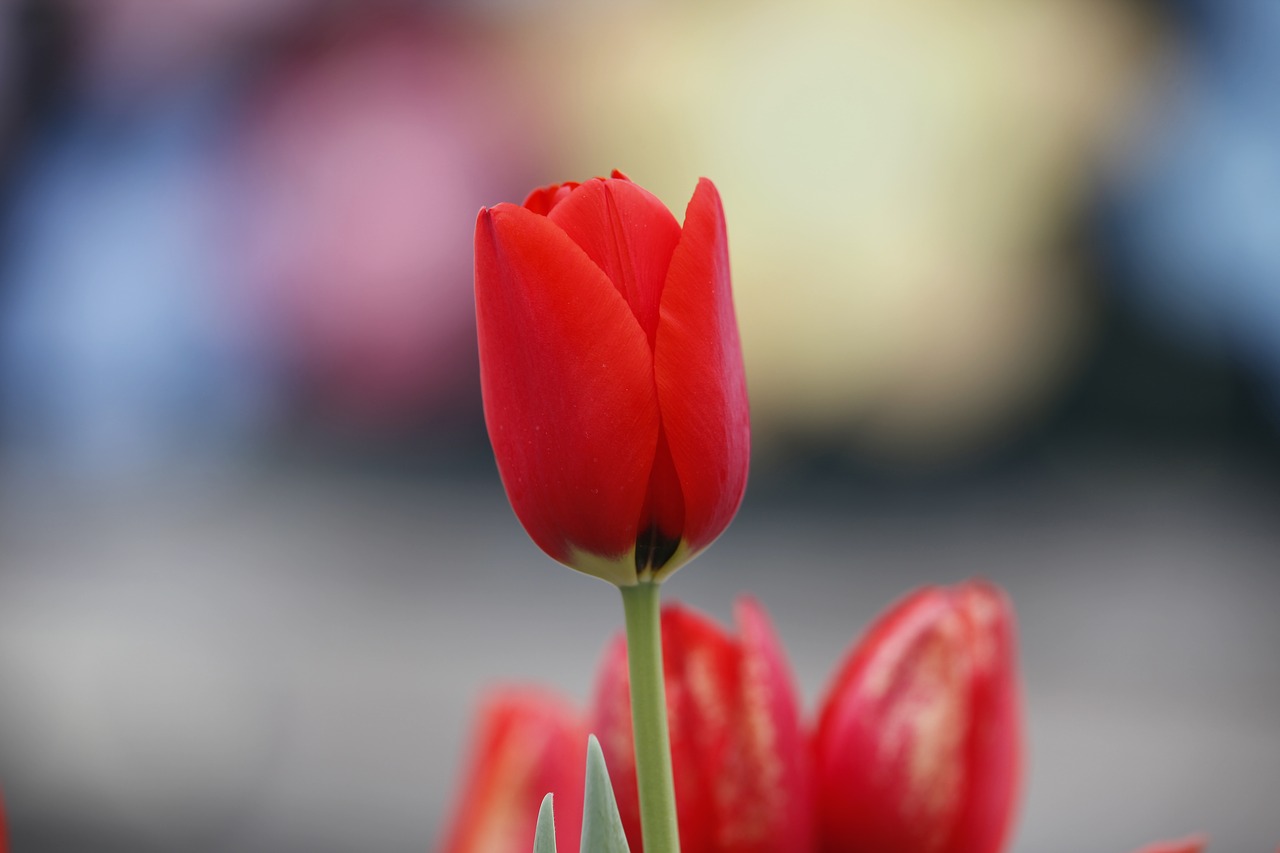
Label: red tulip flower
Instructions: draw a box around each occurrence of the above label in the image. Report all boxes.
[590,598,813,853]
[474,173,750,585]
[812,581,1022,853]
[439,689,587,853]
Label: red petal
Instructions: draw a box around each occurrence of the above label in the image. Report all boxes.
[476,204,659,565]
[812,582,1022,853]
[589,599,810,853]
[438,689,587,853]
[654,178,750,556]
[662,604,740,853]
[734,597,814,851]
[588,607,732,853]
[548,178,681,348]
[522,181,579,216]
[948,582,1022,853]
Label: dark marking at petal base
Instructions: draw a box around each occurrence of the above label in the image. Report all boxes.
[635,526,680,573]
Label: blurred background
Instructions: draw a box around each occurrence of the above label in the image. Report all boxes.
[1,0,1278,850]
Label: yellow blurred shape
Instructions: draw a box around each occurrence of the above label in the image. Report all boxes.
[536,0,1162,462]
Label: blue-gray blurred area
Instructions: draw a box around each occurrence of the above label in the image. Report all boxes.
[0,0,1277,851]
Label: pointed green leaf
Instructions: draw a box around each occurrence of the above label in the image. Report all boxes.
[533,792,557,853]
[581,734,631,852]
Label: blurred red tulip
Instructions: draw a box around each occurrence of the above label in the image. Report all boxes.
[812,581,1022,853]
[435,583,1219,853]
[438,689,587,853]
[590,597,813,853]
[1129,837,1207,853]
[474,173,750,586]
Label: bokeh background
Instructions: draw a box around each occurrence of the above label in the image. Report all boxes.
[1,0,1279,850]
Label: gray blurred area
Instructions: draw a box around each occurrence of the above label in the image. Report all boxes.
[0,454,1277,852]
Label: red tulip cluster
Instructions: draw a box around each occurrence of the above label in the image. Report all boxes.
[440,581,1209,853]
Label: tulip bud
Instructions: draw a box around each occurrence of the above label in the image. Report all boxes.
[439,689,587,853]
[812,581,1022,853]
[590,597,813,852]
[474,173,750,586]
[1129,837,1207,853]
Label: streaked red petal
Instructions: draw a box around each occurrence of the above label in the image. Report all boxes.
[813,588,965,852]
[590,600,810,853]
[548,178,682,348]
[439,689,587,853]
[654,178,750,555]
[947,582,1022,853]
[476,204,659,564]
[735,597,814,851]
[812,582,1022,853]
[663,604,740,852]
[590,607,733,853]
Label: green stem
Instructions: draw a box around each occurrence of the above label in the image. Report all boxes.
[619,581,681,853]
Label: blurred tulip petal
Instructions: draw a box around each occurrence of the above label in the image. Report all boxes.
[812,581,1022,853]
[439,689,587,853]
[591,597,811,852]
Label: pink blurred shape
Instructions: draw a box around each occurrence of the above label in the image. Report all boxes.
[235,11,545,426]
